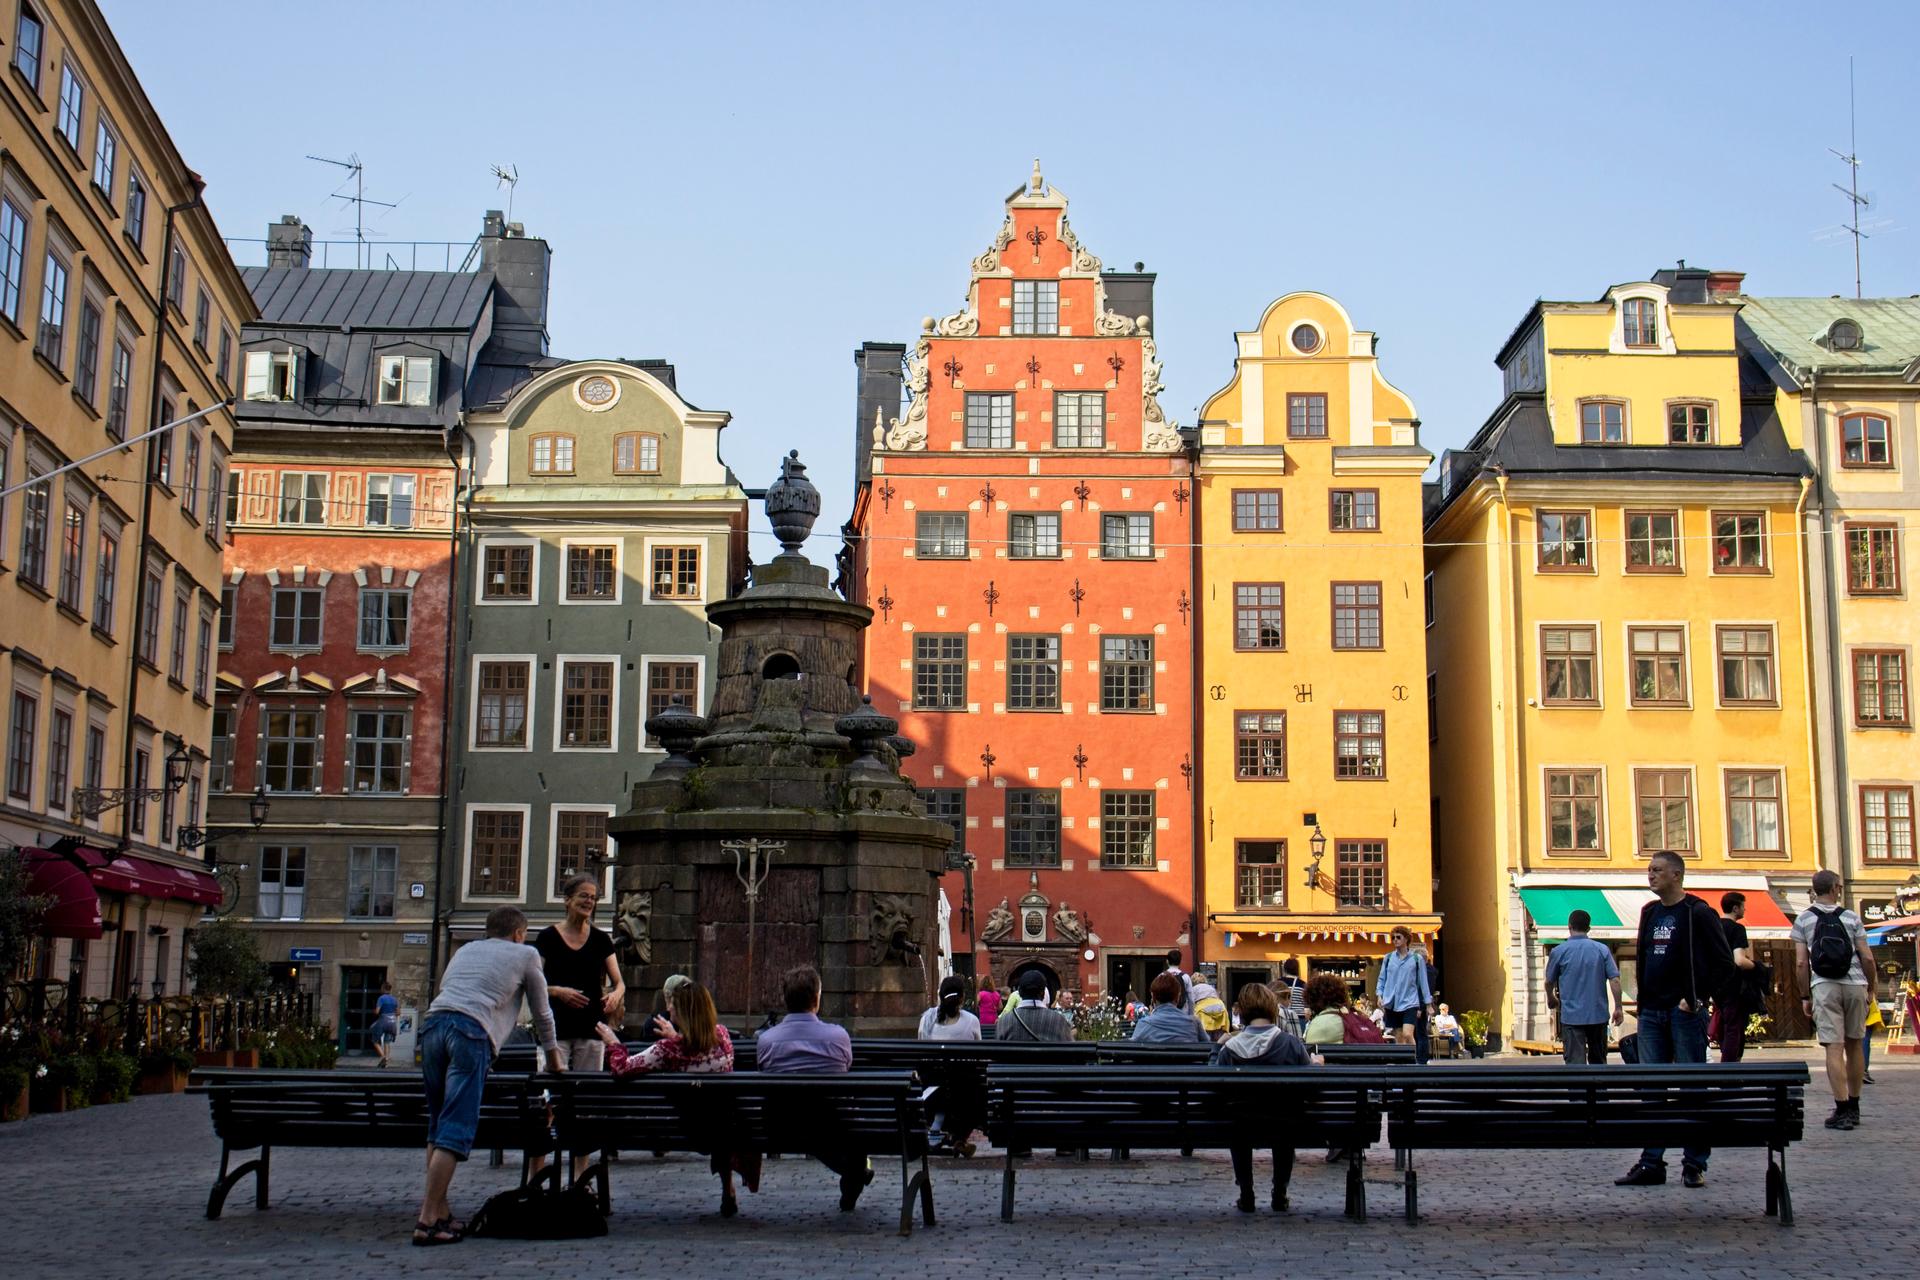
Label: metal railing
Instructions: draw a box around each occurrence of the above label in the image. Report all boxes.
[222,237,483,273]
[3,980,317,1055]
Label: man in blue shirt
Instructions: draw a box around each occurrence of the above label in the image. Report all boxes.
[1544,909,1622,1064]
[1374,926,1434,1046]
[755,965,871,1210]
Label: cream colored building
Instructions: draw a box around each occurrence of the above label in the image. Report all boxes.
[1,0,252,997]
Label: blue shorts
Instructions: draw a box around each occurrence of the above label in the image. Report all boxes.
[373,1016,397,1045]
[420,1012,493,1160]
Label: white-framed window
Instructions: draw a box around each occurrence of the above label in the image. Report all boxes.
[105,336,133,440]
[470,655,535,751]
[73,295,103,407]
[365,473,415,528]
[91,116,119,199]
[0,195,28,325]
[376,354,434,406]
[269,587,323,650]
[357,588,409,651]
[35,243,69,365]
[194,604,213,701]
[347,846,399,919]
[641,655,706,747]
[645,540,703,602]
[547,804,616,902]
[554,656,619,751]
[476,539,539,604]
[243,349,301,402]
[278,471,327,525]
[563,540,622,604]
[465,804,530,901]
[11,5,43,91]
[124,168,147,249]
[55,59,84,150]
[260,706,323,793]
[348,709,409,794]
[91,524,118,634]
[1012,280,1059,336]
[257,846,307,920]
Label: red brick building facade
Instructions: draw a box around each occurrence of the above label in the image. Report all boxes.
[849,166,1196,1002]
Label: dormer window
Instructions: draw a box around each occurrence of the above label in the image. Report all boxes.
[1012,280,1058,336]
[1667,402,1714,446]
[1578,399,1625,444]
[1622,297,1659,347]
[1827,318,1863,351]
[530,433,575,475]
[1841,414,1891,468]
[244,349,301,402]
[614,433,661,475]
[377,355,434,406]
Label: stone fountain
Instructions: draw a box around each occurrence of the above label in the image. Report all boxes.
[608,451,951,1034]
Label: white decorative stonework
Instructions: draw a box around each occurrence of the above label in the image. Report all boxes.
[878,336,932,451]
[1139,336,1180,451]
[572,374,620,412]
[970,213,1015,276]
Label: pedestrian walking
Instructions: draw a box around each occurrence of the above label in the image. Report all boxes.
[755,965,873,1211]
[1163,948,1196,1010]
[372,983,399,1068]
[1277,958,1308,1035]
[1793,870,1877,1131]
[1713,891,1760,1062]
[1375,927,1434,1047]
[1544,910,1622,1064]
[977,981,1002,1033]
[413,906,562,1246]
[1211,983,1310,1214]
[1615,851,1734,1190]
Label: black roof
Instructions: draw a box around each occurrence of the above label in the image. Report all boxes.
[242,267,496,331]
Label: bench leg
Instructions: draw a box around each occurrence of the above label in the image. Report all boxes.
[1404,1166,1417,1226]
[1772,1147,1793,1227]
[256,1146,271,1211]
[207,1142,267,1220]
[489,1147,504,1168]
[918,1153,936,1228]
[1348,1149,1367,1223]
[1000,1149,1017,1222]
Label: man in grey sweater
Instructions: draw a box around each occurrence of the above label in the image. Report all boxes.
[413,906,561,1246]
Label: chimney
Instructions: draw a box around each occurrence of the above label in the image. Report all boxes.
[477,209,551,356]
[1706,271,1746,301]
[853,341,906,485]
[1101,264,1156,332]
[265,215,312,269]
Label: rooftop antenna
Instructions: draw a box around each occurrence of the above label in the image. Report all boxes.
[1828,57,1869,298]
[306,152,398,269]
[491,163,520,225]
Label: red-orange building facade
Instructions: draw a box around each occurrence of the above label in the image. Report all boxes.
[849,167,1196,1001]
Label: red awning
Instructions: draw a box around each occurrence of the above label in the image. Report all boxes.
[1685,888,1791,930]
[63,845,220,906]
[21,849,104,940]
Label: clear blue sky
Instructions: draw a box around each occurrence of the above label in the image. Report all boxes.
[108,1,1917,543]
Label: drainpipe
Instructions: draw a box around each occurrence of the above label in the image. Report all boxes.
[120,183,206,850]
[1182,432,1205,970]
[1492,468,1532,1043]
[425,421,468,993]
[1800,379,1847,889]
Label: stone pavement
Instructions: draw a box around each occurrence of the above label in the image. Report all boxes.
[1,1047,1910,1279]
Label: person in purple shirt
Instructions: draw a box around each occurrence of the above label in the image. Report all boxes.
[753,965,871,1210]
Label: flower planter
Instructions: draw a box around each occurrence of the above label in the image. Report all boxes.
[2,1082,27,1122]
[136,1065,190,1095]
[195,1049,260,1070]
[29,1082,67,1114]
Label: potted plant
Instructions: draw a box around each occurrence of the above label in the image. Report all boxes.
[1459,1010,1493,1058]
[137,1044,196,1095]
[0,1063,27,1122]
[37,1053,96,1112]
[91,1052,138,1105]
[186,918,267,1068]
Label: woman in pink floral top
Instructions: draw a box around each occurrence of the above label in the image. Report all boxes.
[593,980,757,1216]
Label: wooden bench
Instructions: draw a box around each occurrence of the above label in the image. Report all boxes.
[1315,1042,1418,1065]
[1383,1062,1808,1225]
[1510,1039,1561,1056]
[193,1074,549,1218]
[985,1065,1385,1221]
[548,1070,936,1236]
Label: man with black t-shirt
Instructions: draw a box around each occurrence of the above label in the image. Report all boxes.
[1715,892,1759,1062]
[1616,851,1734,1191]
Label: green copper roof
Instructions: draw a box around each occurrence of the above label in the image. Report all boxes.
[1737,295,1920,377]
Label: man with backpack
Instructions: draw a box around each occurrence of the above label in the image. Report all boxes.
[1793,870,1877,1131]
[1615,852,1734,1191]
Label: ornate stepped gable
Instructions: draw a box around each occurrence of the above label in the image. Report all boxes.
[878,160,1180,453]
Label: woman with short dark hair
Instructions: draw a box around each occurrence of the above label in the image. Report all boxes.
[1303,973,1353,1045]
[1212,982,1311,1212]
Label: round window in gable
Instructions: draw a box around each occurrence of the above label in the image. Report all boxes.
[1828,318,1862,351]
[1290,323,1322,355]
[573,374,620,411]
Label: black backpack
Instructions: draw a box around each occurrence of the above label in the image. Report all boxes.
[1807,907,1856,981]
[468,1169,607,1240]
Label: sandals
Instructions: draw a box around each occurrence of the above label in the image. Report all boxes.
[411,1217,465,1247]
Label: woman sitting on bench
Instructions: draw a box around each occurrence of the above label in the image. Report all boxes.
[594,981,759,1218]
[1212,982,1311,1213]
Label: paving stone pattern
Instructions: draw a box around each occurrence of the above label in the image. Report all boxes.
[1,1048,1911,1279]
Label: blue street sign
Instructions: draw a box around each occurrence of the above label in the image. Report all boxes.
[289,947,322,962]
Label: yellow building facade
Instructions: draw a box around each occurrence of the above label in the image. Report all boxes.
[1738,296,1920,989]
[1195,293,1436,1002]
[1,0,252,996]
[1426,269,1820,1043]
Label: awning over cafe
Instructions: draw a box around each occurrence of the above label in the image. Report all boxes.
[62,844,221,907]
[1519,875,1793,942]
[1211,913,1442,949]
[21,848,104,940]
[1866,914,1920,946]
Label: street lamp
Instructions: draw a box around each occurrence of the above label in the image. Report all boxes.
[70,742,196,818]
[1303,822,1328,891]
[177,783,271,851]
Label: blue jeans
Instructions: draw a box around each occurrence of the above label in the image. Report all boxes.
[1637,1005,1709,1170]
[420,1012,493,1160]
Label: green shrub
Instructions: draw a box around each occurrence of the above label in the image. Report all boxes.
[140,1044,195,1076]
[49,1054,97,1107]
[92,1052,138,1103]
[0,1064,28,1120]
[1459,1010,1492,1047]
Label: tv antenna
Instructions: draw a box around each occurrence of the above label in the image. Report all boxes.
[1828,57,1869,298]
[307,152,398,269]
[491,163,520,224]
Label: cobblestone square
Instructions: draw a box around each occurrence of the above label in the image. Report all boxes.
[1,1050,1910,1279]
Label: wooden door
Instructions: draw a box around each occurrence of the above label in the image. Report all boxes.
[696,866,820,1020]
